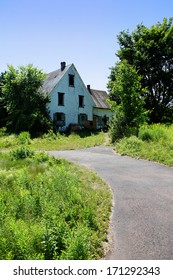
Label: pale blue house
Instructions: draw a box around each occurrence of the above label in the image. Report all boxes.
[42,62,113,131]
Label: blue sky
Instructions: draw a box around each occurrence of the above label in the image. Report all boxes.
[1,0,173,91]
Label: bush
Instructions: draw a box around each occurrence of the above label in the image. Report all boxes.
[10,146,35,160]
[18,132,31,145]
[109,114,127,142]
[0,127,7,137]
[109,114,138,142]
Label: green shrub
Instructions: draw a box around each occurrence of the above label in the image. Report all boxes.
[109,114,127,142]
[10,146,34,160]
[109,114,139,142]
[18,131,31,145]
[0,127,7,137]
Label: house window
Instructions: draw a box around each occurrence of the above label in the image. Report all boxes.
[69,74,74,87]
[78,114,87,126]
[79,95,84,107]
[58,92,64,106]
[97,116,103,126]
[54,112,66,127]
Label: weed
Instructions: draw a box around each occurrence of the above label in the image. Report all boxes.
[116,124,173,166]
[0,131,105,151]
[10,146,35,160]
[0,151,111,260]
[18,132,31,145]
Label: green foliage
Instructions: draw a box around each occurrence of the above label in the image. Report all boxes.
[0,72,8,128]
[1,64,51,135]
[112,17,173,123]
[0,127,7,137]
[31,131,105,150]
[108,61,147,141]
[10,146,35,160]
[138,124,168,142]
[116,136,143,156]
[0,131,105,151]
[109,112,127,141]
[0,134,17,148]
[0,152,111,259]
[116,124,173,166]
[18,131,31,145]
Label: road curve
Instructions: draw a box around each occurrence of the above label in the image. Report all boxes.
[48,146,173,260]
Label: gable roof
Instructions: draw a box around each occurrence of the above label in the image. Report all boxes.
[42,64,72,95]
[89,89,110,109]
[41,62,110,110]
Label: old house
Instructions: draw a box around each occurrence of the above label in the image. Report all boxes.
[42,62,113,131]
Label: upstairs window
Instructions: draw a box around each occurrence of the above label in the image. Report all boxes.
[79,95,84,107]
[69,74,74,87]
[58,92,64,106]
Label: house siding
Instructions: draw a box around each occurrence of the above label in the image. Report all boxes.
[93,108,114,130]
[47,64,94,129]
[93,107,114,119]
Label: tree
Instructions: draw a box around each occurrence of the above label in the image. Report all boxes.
[110,17,173,123]
[108,61,147,141]
[2,64,51,135]
[0,72,8,128]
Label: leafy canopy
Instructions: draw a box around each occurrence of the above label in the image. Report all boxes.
[2,64,51,135]
[108,60,147,141]
[109,17,173,123]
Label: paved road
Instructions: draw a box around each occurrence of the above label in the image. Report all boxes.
[48,146,173,259]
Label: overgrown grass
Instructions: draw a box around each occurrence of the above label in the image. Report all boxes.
[0,148,112,260]
[0,129,105,151]
[115,124,173,166]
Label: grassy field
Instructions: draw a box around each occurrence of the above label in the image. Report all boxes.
[0,147,112,260]
[0,130,105,151]
[115,124,173,166]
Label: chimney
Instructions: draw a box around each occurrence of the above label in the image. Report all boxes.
[87,85,91,93]
[60,62,66,71]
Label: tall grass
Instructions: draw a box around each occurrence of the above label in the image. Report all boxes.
[115,124,173,166]
[0,149,111,260]
[0,129,105,151]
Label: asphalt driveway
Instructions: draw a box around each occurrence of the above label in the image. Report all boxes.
[48,146,173,259]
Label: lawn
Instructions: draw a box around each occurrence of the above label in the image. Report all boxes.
[0,147,112,260]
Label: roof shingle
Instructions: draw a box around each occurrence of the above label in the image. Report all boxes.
[42,64,72,95]
[89,89,110,109]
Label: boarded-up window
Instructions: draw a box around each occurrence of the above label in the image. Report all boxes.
[78,114,87,126]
